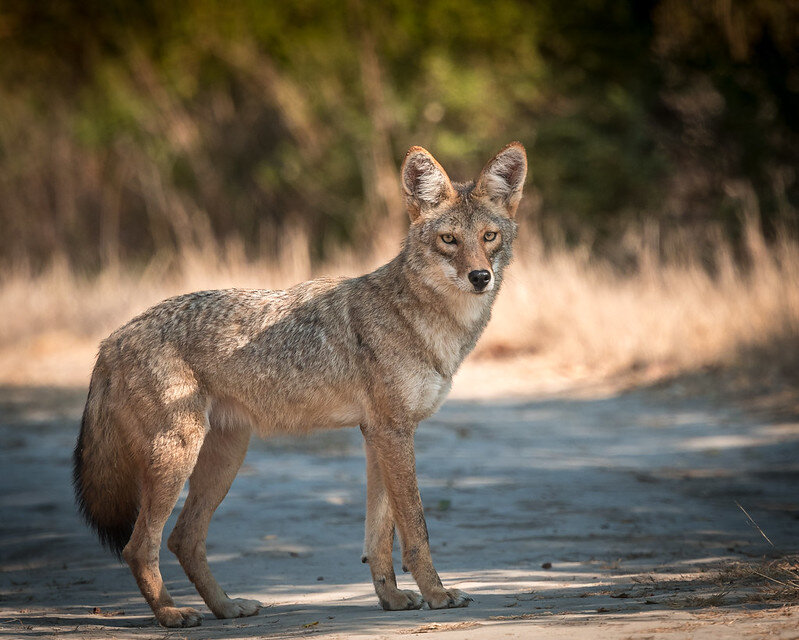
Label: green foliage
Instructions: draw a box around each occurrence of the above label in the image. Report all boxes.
[0,0,796,269]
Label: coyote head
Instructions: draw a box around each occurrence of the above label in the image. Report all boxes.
[400,142,527,297]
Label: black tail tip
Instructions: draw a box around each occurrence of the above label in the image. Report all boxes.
[73,426,135,561]
[94,521,135,559]
[73,472,135,560]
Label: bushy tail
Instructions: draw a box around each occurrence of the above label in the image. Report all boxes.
[73,372,139,559]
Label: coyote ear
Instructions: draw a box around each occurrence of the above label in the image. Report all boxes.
[401,146,456,222]
[475,142,527,218]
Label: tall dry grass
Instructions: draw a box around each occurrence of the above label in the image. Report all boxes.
[1,218,797,389]
[483,220,799,385]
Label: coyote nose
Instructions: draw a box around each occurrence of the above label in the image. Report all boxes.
[468,270,491,292]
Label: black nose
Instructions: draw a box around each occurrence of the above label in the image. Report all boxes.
[468,270,491,291]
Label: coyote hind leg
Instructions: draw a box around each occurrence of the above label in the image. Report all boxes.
[168,424,261,619]
[122,412,206,628]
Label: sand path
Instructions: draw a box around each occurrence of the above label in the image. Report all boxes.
[1,379,797,639]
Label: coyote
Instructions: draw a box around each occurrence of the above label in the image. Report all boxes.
[73,142,527,627]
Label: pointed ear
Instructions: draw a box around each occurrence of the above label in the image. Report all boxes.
[474,142,527,218]
[401,146,456,222]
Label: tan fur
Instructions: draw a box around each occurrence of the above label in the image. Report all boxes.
[73,143,527,627]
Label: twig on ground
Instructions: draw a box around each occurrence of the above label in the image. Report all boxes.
[735,501,775,547]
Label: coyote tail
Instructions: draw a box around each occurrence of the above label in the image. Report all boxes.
[72,372,139,558]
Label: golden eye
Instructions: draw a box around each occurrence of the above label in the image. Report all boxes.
[440,233,457,244]
[484,231,498,242]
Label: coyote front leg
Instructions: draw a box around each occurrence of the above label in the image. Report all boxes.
[361,424,471,609]
[362,440,425,610]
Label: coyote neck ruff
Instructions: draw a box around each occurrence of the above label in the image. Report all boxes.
[73,142,527,627]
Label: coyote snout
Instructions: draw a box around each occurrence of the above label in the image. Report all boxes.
[74,142,527,627]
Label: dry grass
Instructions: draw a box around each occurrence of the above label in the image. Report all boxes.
[708,556,799,606]
[743,557,799,604]
[483,219,799,383]
[1,218,798,389]
[666,589,731,609]
[626,557,799,611]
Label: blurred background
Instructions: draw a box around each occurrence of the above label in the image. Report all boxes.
[1,0,798,392]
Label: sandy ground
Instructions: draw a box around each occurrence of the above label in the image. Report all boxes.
[0,371,798,639]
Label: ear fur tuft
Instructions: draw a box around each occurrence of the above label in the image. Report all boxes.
[475,142,527,218]
[401,146,455,221]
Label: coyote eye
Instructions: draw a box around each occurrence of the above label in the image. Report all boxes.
[440,233,457,244]
[484,231,498,242]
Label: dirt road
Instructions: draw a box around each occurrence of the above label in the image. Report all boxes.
[0,380,797,639]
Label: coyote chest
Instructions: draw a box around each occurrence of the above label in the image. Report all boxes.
[408,369,452,419]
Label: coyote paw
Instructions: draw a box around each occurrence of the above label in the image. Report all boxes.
[213,597,262,619]
[155,606,203,627]
[379,588,425,610]
[425,588,473,609]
